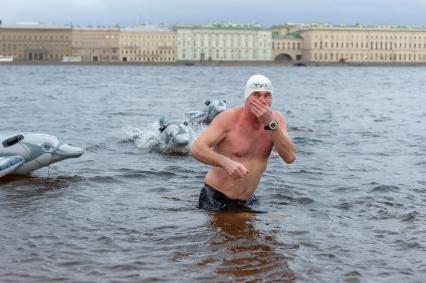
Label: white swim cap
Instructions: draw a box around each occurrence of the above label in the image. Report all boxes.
[244,74,273,99]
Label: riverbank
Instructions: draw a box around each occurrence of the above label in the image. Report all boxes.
[2,61,426,67]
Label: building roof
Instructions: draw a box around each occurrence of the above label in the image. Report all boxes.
[0,23,72,30]
[290,23,426,32]
[121,24,174,32]
[176,22,269,31]
[72,27,120,32]
[273,32,302,40]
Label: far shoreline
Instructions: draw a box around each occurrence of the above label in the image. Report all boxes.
[2,61,426,67]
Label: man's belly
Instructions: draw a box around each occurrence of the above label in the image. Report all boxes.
[204,160,267,200]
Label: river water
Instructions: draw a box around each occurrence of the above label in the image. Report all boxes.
[0,65,425,282]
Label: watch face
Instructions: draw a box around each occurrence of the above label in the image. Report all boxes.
[270,121,278,130]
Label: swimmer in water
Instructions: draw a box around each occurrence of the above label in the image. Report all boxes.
[190,75,296,211]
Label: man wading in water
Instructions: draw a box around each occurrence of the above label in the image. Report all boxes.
[190,75,296,211]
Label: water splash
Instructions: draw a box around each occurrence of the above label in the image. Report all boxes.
[123,122,206,154]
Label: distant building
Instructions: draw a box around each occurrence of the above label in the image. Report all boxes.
[176,23,272,62]
[72,27,120,62]
[119,25,176,63]
[272,34,303,63]
[272,26,303,63]
[294,24,426,64]
[2,22,426,65]
[0,24,72,62]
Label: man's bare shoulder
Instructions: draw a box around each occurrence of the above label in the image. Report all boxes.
[210,107,242,125]
[194,107,242,146]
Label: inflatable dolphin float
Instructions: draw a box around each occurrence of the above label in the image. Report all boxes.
[185,99,227,125]
[156,117,194,153]
[0,133,84,177]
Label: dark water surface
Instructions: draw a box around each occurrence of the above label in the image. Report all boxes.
[1,65,425,282]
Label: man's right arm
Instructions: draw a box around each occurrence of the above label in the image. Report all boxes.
[189,111,249,179]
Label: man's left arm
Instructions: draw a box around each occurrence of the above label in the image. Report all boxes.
[249,99,296,164]
[270,112,296,164]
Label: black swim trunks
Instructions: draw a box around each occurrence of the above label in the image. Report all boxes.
[198,184,259,211]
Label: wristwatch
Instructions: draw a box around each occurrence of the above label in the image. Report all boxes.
[264,120,279,131]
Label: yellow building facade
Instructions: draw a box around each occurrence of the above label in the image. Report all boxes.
[119,26,176,62]
[72,27,120,62]
[298,25,426,64]
[272,34,303,63]
[271,26,303,63]
[0,25,72,61]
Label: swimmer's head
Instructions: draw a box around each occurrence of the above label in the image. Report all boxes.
[244,75,273,100]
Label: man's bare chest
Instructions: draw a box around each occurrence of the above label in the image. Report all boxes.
[220,127,272,158]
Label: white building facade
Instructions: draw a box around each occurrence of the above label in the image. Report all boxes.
[176,23,272,62]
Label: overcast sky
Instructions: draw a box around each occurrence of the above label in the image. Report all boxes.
[2,0,426,27]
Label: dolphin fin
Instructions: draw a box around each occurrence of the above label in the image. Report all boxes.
[0,156,25,178]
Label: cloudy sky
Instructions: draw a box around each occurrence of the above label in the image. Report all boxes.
[1,0,426,27]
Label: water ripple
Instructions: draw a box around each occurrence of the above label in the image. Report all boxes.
[1,65,426,283]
